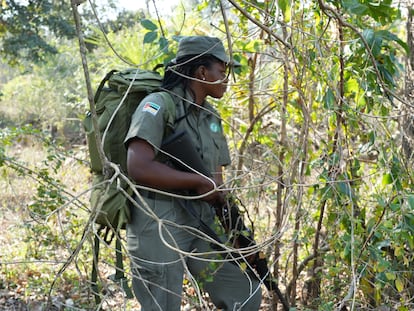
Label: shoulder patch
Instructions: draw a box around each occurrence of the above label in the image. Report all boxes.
[142,102,161,116]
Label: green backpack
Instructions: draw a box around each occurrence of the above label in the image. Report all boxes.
[82,68,175,303]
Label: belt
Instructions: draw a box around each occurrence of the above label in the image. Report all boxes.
[138,189,172,201]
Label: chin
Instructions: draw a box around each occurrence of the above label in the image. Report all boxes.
[214,89,227,99]
[212,93,225,99]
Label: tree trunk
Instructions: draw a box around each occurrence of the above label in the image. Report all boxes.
[402,1,414,163]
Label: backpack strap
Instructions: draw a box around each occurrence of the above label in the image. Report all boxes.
[108,235,134,299]
[91,228,102,305]
[91,226,133,306]
[157,91,177,130]
[94,70,118,103]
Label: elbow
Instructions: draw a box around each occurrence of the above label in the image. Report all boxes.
[126,138,156,184]
[126,161,139,182]
[126,153,144,183]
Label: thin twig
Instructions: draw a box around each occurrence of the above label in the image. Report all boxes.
[151,0,165,38]
[226,0,292,49]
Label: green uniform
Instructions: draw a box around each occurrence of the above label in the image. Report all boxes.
[124,86,262,311]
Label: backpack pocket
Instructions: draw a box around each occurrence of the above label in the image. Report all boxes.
[90,174,131,229]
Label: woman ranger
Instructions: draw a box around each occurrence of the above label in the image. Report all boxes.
[124,36,262,311]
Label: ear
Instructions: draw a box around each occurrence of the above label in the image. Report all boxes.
[195,65,207,80]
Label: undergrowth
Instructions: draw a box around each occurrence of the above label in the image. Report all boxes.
[0,127,140,310]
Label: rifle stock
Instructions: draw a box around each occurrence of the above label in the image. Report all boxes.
[161,130,289,311]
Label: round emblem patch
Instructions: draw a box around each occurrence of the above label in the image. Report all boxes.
[210,122,220,133]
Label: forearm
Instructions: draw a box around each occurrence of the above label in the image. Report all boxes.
[129,159,213,192]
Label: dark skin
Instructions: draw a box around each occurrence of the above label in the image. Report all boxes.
[127,61,229,204]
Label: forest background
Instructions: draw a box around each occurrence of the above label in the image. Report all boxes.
[1,0,414,310]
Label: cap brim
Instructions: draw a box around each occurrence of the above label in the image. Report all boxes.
[229,59,241,68]
[217,56,241,68]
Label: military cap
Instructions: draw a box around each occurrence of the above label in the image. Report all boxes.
[176,36,240,67]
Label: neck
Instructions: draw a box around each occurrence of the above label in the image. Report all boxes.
[188,81,206,105]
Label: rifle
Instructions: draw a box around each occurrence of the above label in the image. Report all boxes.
[161,130,290,311]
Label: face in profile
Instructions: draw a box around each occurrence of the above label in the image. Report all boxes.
[204,61,229,99]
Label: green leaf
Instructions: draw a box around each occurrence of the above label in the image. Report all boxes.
[382,173,393,185]
[344,77,358,95]
[140,19,158,31]
[158,37,169,52]
[323,88,335,109]
[143,31,158,44]
[366,0,400,25]
[385,272,396,281]
[277,0,291,22]
[403,213,414,231]
[197,0,209,11]
[407,195,414,210]
[343,0,399,24]
[342,0,368,15]
[395,277,404,292]
[376,258,389,272]
[337,180,352,199]
[362,29,382,56]
[376,30,409,53]
[243,39,261,53]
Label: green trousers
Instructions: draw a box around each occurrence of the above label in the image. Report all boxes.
[127,194,262,311]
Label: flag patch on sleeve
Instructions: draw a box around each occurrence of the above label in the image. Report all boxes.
[142,102,160,116]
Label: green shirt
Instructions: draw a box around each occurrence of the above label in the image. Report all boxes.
[124,86,231,174]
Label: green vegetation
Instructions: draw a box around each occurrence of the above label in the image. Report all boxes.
[1,0,414,310]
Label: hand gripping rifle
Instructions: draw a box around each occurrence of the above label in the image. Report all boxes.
[161,131,289,311]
